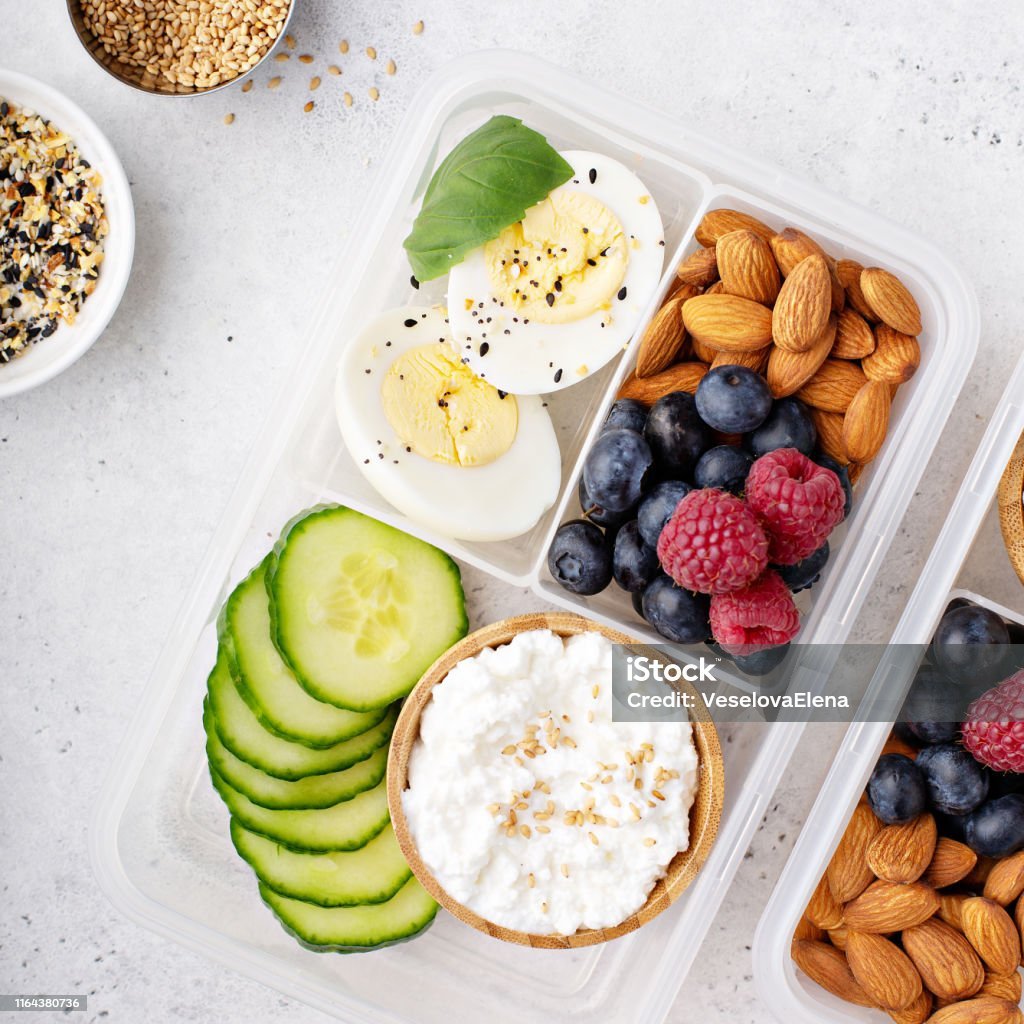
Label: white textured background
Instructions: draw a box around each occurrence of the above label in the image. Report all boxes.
[2,1,1022,1021]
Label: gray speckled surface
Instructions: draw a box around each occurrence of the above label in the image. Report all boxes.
[3,1,1023,1021]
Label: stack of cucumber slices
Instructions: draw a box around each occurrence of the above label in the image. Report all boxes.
[203,505,469,952]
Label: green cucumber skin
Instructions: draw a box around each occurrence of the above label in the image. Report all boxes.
[229,819,412,908]
[203,703,388,810]
[265,504,469,713]
[257,881,438,954]
[207,649,398,781]
[218,556,388,749]
[209,768,391,854]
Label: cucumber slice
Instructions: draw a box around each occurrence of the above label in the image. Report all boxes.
[210,769,390,852]
[267,505,468,711]
[258,875,438,952]
[221,557,387,748]
[204,704,388,810]
[231,818,412,907]
[207,648,396,781]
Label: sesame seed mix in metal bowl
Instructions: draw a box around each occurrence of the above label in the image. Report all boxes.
[0,98,108,365]
[79,0,291,93]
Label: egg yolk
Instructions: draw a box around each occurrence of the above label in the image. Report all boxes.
[381,343,517,467]
[484,191,628,324]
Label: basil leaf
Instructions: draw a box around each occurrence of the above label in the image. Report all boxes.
[403,115,574,282]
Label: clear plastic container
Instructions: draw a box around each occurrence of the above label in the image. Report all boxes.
[752,355,1024,1023]
[89,50,979,1024]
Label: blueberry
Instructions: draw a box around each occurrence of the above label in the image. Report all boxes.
[630,588,645,620]
[695,365,772,434]
[916,743,989,815]
[602,398,648,435]
[641,575,710,644]
[547,520,612,595]
[893,721,921,747]
[815,454,853,520]
[934,810,969,842]
[693,445,754,496]
[732,643,790,676]
[964,794,1024,858]
[644,392,712,478]
[578,477,635,530]
[867,753,928,824]
[612,521,661,594]
[932,604,1010,688]
[746,398,817,458]
[945,597,974,613]
[773,542,829,593]
[582,428,654,513]
[901,664,965,745]
[637,480,691,548]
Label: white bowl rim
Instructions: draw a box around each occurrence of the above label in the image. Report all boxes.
[0,68,135,398]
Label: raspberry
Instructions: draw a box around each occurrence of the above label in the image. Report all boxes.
[709,570,801,650]
[962,671,1024,773]
[745,448,845,565]
[656,488,768,595]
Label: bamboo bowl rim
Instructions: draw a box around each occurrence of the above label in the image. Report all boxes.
[998,429,1024,587]
[386,611,725,949]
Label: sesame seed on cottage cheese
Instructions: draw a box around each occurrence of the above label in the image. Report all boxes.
[402,628,699,935]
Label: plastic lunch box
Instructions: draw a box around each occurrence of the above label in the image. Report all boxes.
[752,354,1024,1023]
[89,50,979,1024]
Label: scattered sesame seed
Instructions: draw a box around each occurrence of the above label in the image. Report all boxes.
[327,65,341,76]
[413,19,424,34]
[643,837,657,847]
[274,52,290,63]
[298,54,314,64]
[309,76,321,91]
[386,58,397,75]
[303,100,314,113]
[366,46,378,59]
[223,112,235,125]
[343,91,353,107]
[268,76,282,89]
[241,80,253,93]
[339,39,349,53]
[368,87,379,101]
[284,34,296,48]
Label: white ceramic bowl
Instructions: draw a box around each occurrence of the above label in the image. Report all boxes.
[0,69,134,398]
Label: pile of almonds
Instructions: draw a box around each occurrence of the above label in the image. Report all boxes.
[793,737,1024,1023]
[620,208,924,483]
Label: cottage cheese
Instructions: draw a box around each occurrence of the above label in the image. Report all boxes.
[402,629,700,935]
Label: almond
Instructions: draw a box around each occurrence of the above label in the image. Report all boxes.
[843,380,891,465]
[847,930,924,1011]
[635,293,688,378]
[868,815,938,884]
[983,851,1024,907]
[690,333,718,363]
[716,229,781,305]
[833,307,877,360]
[844,880,940,933]
[980,971,1023,1003]
[828,925,850,950]
[666,275,701,303]
[861,267,923,335]
[863,323,921,383]
[798,358,868,412]
[836,258,876,319]
[1013,887,1024,942]
[710,348,769,373]
[704,280,724,294]
[772,254,832,352]
[806,871,845,930]
[926,996,1023,1024]
[961,897,1022,975]
[926,840,979,890]
[829,802,884,902]
[681,293,774,352]
[967,858,998,890]
[887,991,932,1024]
[791,939,877,1008]
[694,208,775,247]
[939,892,972,931]
[767,316,835,398]
[902,917,986,1000]
[792,914,825,945]
[617,362,709,405]
[770,227,828,277]
[676,246,719,287]
[810,407,848,465]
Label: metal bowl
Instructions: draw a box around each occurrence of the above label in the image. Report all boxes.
[66,0,295,96]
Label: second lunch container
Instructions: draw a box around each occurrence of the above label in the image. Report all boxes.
[90,50,979,1024]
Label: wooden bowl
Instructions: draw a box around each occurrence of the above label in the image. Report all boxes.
[998,429,1024,587]
[386,612,725,949]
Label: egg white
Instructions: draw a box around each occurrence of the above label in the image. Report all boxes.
[446,150,665,396]
[335,305,562,543]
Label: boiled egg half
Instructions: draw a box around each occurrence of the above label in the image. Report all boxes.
[335,305,562,543]
[446,150,665,395]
